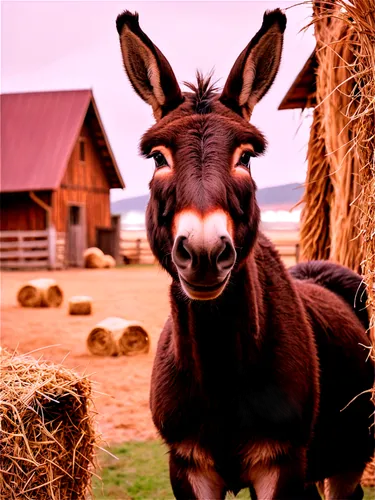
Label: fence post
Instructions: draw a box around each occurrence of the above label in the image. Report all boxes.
[296,243,300,263]
[48,226,56,270]
[136,239,141,264]
[111,215,121,265]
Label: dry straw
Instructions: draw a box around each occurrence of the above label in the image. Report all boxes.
[87,317,150,357]
[17,279,63,308]
[68,296,93,315]
[0,348,98,499]
[83,247,105,269]
[298,2,375,483]
[103,255,116,268]
[299,0,374,333]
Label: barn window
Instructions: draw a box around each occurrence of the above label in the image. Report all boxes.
[79,139,85,162]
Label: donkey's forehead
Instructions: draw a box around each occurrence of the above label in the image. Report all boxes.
[140,107,266,156]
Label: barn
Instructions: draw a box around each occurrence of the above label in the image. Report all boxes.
[0,89,125,269]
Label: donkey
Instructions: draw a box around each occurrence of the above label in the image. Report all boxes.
[115,9,374,499]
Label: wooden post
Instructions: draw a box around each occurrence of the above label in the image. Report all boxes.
[111,215,121,264]
[136,238,141,264]
[48,226,57,269]
[296,243,300,263]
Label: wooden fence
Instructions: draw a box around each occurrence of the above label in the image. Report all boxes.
[119,233,300,267]
[120,237,155,264]
[0,229,66,270]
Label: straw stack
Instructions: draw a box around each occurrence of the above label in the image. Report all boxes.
[0,349,97,499]
[17,278,63,308]
[68,296,93,315]
[300,3,375,480]
[103,255,116,268]
[87,317,150,357]
[83,247,105,269]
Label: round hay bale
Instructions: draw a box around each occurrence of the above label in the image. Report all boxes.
[68,296,93,315]
[17,278,63,308]
[83,247,105,269]
[103,254,116,268]
[0,348,97,498]
[87,317,150,357]
[118,321,150,356]
[87,316,125,356]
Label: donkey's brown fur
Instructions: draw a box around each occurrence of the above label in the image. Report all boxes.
[116,9,374,499]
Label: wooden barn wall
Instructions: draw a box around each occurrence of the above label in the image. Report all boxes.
[52,121,111,247]
[0,191,51,231]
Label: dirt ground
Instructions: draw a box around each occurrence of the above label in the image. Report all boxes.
[1,266,171,444]
[1,265,374,486]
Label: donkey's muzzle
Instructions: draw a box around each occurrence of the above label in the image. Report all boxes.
[172,235,236,300]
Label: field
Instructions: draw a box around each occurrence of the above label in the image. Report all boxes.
[1,266,374,499]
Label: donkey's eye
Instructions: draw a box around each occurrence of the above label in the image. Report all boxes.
[238,151,253,169]
[152,151,168,169]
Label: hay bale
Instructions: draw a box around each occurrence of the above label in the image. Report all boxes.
[68,296,93,315]
[87,317,150,357]
[0,349,97,499]
[103,254,116,268]
[83,247,105,269]
[17,278,63,308]
[87,317,124,356]
[118,321,150,356]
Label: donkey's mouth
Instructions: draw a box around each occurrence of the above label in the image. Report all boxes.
[179,275,229,300]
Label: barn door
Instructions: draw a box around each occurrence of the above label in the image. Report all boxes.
[67,205,86,267]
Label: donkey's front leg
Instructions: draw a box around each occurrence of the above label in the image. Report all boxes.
[169,452,226,500]
[250,452,321,500]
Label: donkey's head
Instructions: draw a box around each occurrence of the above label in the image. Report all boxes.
[116,9,286,300]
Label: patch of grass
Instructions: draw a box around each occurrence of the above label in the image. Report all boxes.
[93,441,374,500]
[93,441,171,500]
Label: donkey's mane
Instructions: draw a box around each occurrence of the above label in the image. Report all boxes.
[183,71,219,114]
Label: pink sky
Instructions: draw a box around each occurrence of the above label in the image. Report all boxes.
[2,1,315,201]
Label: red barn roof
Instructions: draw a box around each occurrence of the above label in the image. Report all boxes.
[1,89,125,192]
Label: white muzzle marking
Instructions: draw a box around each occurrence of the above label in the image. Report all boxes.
[173,209,232,246]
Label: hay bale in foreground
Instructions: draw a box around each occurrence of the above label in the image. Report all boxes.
[0,349,97,499]
[17,278,63,308]
[68,296,93,315]
[103,254,116,268]
[87,317,150,357]
[83,247,105,269]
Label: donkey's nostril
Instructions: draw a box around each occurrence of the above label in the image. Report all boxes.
[216,236,236,271]
[173,236,193,269]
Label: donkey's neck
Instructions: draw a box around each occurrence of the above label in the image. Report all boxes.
[170,256,265,378]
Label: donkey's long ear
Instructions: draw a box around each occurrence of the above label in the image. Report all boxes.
[219,9,286,121]
[116,11,184,120]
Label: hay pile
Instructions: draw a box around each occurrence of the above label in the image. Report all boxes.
[83,248,116,269]
[87,317,150,357]
[103,255,116,268]
[299,106,332,261]
[0,349,97,499]
[68,296,93,315]
[83,247,105,268]
[17,279,63,308]
[300,1,362,270]
[300,0,375,330]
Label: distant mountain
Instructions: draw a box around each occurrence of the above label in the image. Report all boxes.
[111,194,150,214]
[256,182,303,208]
[111,182,303,214]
